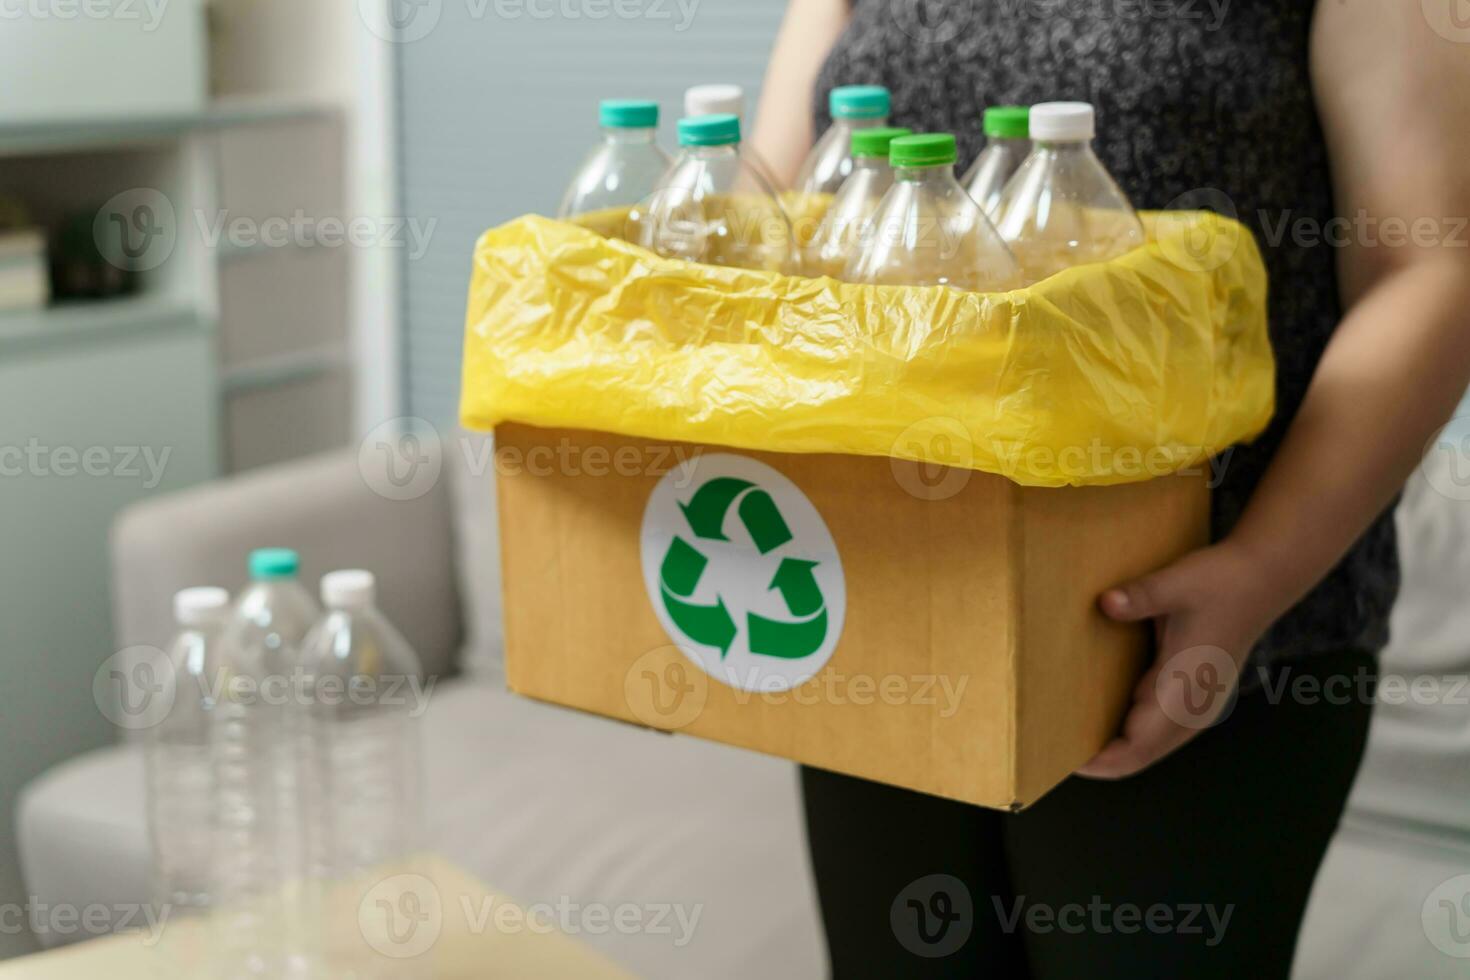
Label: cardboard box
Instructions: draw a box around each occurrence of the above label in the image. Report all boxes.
[495,422,1209,810]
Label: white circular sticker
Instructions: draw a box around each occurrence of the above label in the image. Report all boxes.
[640,454,846,693]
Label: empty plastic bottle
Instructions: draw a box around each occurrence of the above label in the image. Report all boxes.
[558,99,672,240]
[146,586,229,918]
[961,106,1031,215]
[992,101,1145,283]
[803,126,911,279]
[640,113,793,272]
[213,548,321,978]
[302,570,423,880]
[845,133,1020,291]
[684,82,784,191]
[795,85,892,196]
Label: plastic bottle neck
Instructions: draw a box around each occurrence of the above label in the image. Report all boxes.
[682,142,740,160]
[602,126,658,145]
[836,115,888,131]
[894,162,957,185]
[851,155,890,172]
[1031,139,1095,158]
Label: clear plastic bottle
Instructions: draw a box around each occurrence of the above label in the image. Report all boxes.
[803,126,911,279]
[640,113,793,272]
[961,106,1031,216]
[845,133,1020,292]
[213,548,321,979]
[146,586,229,918]
[795,85,892,196]
[302,570,424,978]
[684,83,784,192]
[992,101,1145,283]
[558,99,672,241]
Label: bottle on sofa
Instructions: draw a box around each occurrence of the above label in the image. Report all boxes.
[301,569,422,875]
[213,548,320,977]
[146,586,229,917]
[300,570,424,977]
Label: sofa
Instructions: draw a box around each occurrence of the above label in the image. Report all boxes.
[15,430,1470,977]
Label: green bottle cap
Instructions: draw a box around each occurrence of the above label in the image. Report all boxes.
[983,106,1030,139]
[890,133,957,168]
[829,85,890,120]
[850,126,912,159]
[249,548,300,580]
[677,113,740,147]
[600,99,659,129]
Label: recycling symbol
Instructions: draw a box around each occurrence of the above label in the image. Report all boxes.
[640,454,846,693]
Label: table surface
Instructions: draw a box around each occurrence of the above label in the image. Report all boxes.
[0,854,637,979]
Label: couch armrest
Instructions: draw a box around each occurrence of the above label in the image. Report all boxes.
[111,449,462,679]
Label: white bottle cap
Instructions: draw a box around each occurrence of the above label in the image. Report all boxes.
[685,84,745,120]
[174,586,230,626]
[321,569,376,609]
[1029,102,1096,141]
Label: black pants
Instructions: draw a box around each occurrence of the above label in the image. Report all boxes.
[801,650,1376,979]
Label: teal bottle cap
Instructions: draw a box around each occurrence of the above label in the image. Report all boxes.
[249,548,300,580]
[829,85,891,120]
[678,113,741,147]
[599,99,659,129]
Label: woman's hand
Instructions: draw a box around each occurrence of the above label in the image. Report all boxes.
[1076,540,1286,779]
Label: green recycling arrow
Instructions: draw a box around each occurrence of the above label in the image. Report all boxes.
[747,558,828,659]
[659,535,737,655]
[662,587,738,656]
[748,608,828,659]
[679,478,752,540]
[768,558,822,616]
[657,476,830,662]
[678,478,793,554]
[737,490,793,554]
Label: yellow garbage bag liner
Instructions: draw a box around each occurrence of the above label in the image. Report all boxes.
[460,210,1273,488]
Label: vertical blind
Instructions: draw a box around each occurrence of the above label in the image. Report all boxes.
[395,0,790,426]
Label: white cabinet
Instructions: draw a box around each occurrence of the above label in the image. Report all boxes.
[0,0,207,123]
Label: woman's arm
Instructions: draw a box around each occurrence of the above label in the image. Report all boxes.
[749,0,851,187]
[1080,0,1470,778]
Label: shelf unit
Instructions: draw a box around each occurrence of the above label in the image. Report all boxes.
[0,2,389,958]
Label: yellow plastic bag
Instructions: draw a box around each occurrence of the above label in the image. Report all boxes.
[460,209,1273,488]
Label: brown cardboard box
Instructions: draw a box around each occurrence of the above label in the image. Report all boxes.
[495,422,1209,810]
